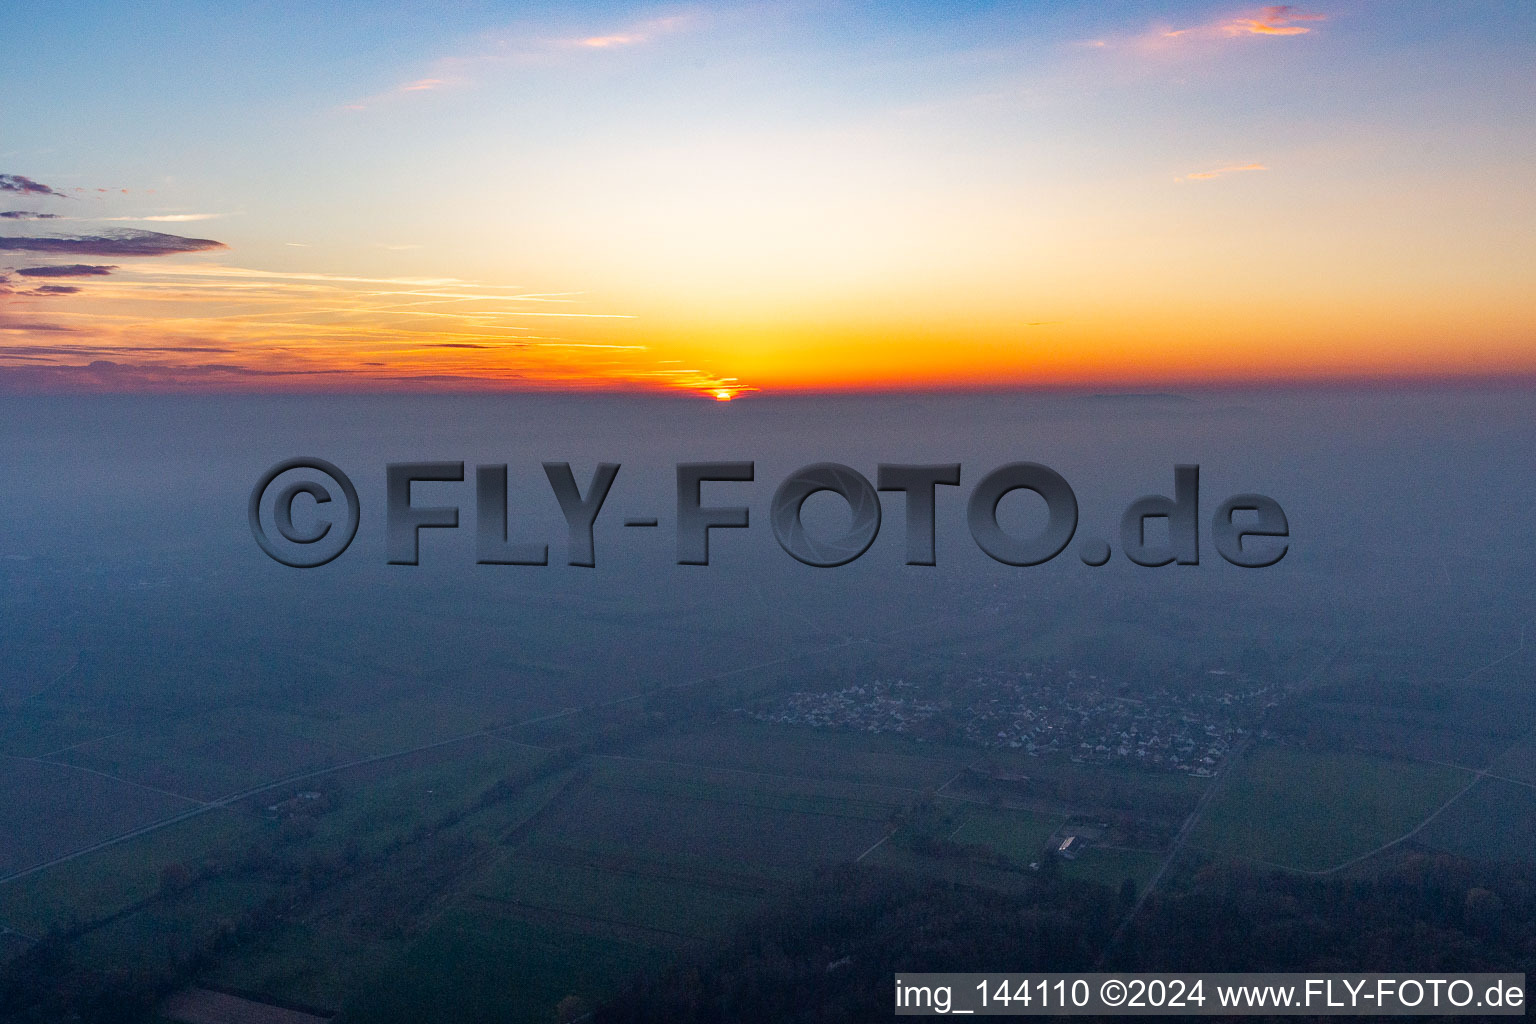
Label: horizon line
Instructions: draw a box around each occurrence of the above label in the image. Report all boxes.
[3,367,1536,399]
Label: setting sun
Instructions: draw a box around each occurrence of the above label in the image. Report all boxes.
[2,2,1532,395]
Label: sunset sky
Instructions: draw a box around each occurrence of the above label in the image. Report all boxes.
[1,1,1532,396]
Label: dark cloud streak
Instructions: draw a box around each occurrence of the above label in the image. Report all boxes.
[0,322,76,332]
[0,175,67,198]
[0,344,236,356]
[0,360,542,393]
[15,264,117,277]
[0,360,361,394]
[0,229,226,256]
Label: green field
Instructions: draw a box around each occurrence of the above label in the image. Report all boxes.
[341,905,668,1024]
[52,708,362,802]
[1189,745,1471,872]
[0,698,120,760]
[469,849,760,943]
[1419,777,1536,864]
[630,720,968,789]
[863,841,1038,894]
[1062,847,1164,891]
[944,803,1068,864]
[0,755,200,877]
[204,916,418,1013]
[279,688,558,754]
[1492,735,1536,786]
[592,754,911,820]
[532,780,888,879]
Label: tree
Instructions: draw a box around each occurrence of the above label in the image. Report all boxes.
[1464,887,1503,933]
[556,993,592,1022]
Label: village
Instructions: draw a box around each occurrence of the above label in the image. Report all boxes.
[747,666,1278,776]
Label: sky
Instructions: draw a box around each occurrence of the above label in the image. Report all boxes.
[0,0,1532,397]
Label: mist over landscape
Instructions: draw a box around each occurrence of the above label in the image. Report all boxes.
[3,388,1534,1020]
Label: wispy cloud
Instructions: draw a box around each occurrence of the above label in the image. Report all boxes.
[1096,6,1326,51]
[0,322,75,332]
[0,344,236,356]
[343,75,461,111]
[0,360,357,393]
[1177,162,1269,182]
[1163,6,1325,41]
[0,258,748,397]
[0,211,60,220]
[1222,6,1326,36]
[0,229,226,256]
[129,264,479,287]
[576,32,643,49]
[342,13,694,111]
[566,14,689,50]
[97,213,225,223]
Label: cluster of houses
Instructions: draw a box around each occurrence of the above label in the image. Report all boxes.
[749,667,1276,776]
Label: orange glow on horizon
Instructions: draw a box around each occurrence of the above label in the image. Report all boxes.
[4,5,1534,396]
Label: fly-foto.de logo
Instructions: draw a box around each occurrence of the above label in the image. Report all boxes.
[248,460,1288,571]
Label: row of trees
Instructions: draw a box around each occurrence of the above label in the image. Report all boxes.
[597,852,1536,1023]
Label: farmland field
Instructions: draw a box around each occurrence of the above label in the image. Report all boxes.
[529,781,888,879]
[1189,745,1471,872]
[944,803,1068,864]
[0,755,199,877]
[0,807,261,935]
[630,720,969,789]
[1062,847,1164,891]
[341,905,667,1024]
[468,848,760,944]
[259,694,548,759]
[862,841,1038,894]
[591,754,912,820]
[1492,734,1536,786]
[1419,777,1536,864]
[0,699,120,760]
[297,736,551,855]
[51,709,364,802]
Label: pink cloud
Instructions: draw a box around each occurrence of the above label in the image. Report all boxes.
[1147,6,1326,45]
[1177,163,1269,182]
[567,15,690,50]
[1222,6,1327,36]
